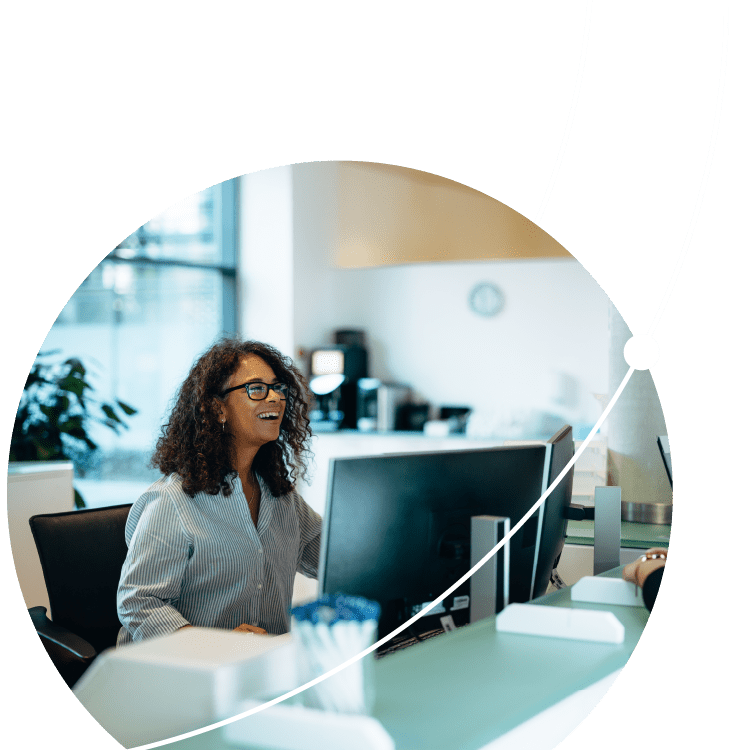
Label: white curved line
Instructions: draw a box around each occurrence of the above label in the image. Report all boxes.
[130,5,730,749]
[647,0,730,337]
[535,0,593,226]
[140,366,636,751]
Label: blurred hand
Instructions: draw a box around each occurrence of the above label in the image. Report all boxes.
[623,548,668,589]
[233,623,268,634]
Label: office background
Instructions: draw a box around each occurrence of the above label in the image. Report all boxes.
[3,4,744,749]
[35,161,657,514]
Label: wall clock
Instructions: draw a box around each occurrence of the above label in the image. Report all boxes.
[468,282,505,317]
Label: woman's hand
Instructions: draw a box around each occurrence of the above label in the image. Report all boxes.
[233,623,268,634]
[623,547,668,589]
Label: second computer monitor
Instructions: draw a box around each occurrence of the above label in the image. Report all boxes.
[530,424,576,600]
[318,443,550,639]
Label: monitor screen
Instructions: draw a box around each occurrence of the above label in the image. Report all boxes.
[658,435,672,488]
[318,443,549,640]
[530,424,575,600]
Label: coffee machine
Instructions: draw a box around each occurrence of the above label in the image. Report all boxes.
[308,330,368,430]
[356,379,412,432]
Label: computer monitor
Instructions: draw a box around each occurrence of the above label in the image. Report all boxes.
[658,435,672,488]
[318,443,550,640]
[529,424,576,600]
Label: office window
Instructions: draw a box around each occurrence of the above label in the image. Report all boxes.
[38,180,238,508]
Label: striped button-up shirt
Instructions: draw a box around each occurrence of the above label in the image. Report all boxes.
[116,472,321,645]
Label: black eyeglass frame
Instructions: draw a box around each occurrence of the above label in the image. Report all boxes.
[219,381,290,401]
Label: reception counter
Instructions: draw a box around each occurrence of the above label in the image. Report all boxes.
[155,567,650,750]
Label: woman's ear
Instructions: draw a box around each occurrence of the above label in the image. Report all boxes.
[214,396,227,423]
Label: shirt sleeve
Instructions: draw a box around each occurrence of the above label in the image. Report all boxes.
[642,567,664,612]
[294,493,322,579]
[117,489,192,641]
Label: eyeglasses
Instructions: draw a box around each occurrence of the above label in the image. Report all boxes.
[220,381,289,401]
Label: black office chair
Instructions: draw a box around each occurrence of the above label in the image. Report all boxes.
[28,504,132,688]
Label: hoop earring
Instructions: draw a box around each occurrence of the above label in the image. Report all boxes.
[221,421,225,432]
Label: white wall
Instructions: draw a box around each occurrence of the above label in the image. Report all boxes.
[239,163,612,439]
[291,162,342,354]
[238,165,295,357]
[284,162,609,436]
[309,259,611,434]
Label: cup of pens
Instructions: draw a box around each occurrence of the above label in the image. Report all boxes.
[290,593,381,715]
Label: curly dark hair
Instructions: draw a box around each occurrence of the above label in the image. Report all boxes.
[152,338,312,498]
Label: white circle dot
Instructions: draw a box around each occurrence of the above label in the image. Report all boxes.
[623,335,659,370]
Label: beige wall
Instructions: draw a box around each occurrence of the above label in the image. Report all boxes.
[334,162,572,267]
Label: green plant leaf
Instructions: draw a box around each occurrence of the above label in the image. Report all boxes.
[65,358,86,377]
[61,424,86,439]
[40,405,63,425]
[117,401,138,416]
[32,438,61,461]
[24,372,52,389]
[101,404,124,424]
[58,374,86,397]
[15,353,138,468]
[74,487,86,509]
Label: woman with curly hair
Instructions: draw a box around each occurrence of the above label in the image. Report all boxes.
[116,338,321,645]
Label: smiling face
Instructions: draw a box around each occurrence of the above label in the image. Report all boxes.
[218,354,287,454]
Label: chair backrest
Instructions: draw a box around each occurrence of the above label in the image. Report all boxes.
[29,504,132,655]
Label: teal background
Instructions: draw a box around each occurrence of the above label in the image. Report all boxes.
[0,0,749,750]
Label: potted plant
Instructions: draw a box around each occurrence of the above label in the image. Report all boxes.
[10,351,137,508]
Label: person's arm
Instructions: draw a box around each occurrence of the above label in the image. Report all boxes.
[117,491,192,641]
[622,548,667,612]
[294,492,322,578]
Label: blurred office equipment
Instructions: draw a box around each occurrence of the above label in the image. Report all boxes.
[607,304,672,523]
[319,445,546,640]
[424,406,473,437]
[74,564,649,751]
[75,567,649,751]
[8,461,74,615]
[439,406,472,433]
[356,379,411,432]
[495,602,625,644]
[27,504,131,687]
[309,330,368,430]
[290,594,380,715]
[658,435,672,487]
[309,372,346,431]
[396,402,430,432]
[74,628,297,748]
[469,515,510,623]
[224,701,395,750]
[318,427,576,643]
[530,424,576,599]
[593,486,622,575]
[620,433,673,525]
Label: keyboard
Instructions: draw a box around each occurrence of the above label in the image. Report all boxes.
[376,628,447,658]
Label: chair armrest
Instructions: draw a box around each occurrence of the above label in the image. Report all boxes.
[28,606,97,661]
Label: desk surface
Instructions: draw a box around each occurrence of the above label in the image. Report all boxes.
[156,567,650,750]
[566,518,671,549]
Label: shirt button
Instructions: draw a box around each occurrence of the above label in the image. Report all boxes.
[257,583,263,590]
